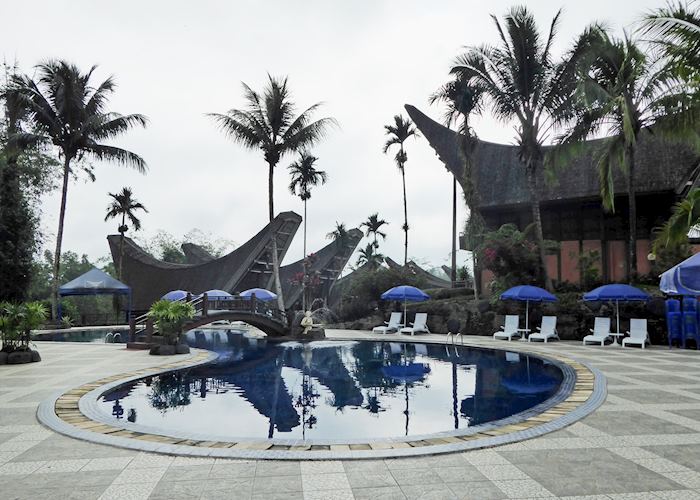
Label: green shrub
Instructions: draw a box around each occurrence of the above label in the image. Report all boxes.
[148,300,195,345]
[0,301,47,352]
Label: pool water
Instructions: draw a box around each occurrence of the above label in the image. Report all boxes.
[98,332,563,440]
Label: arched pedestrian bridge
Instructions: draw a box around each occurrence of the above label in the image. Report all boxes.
[130,295,289,341]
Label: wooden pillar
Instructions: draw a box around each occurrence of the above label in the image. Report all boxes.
[251,294,257,314]
[202,293,208,317]
[129,316,135,343]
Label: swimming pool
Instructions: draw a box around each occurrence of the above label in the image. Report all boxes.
[97,333,564,441]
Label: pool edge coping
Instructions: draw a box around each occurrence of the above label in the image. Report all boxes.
[37,336,605,460]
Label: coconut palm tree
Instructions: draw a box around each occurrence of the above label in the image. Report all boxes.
[356,243,384,270]
[429,76,485,292]
[557,29,699,278]
[360,213,388,249]
[9,60,147,319]
[383,115,418,265]
[450,6,590,291]
[326,222,349,247]
[104,187,148,280]
[641,2,700,87]
[209,75,335,311]
[288,151,327,310]
[653,188,700,253]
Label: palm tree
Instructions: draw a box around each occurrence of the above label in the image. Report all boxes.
[326,222,349,247]
[9,60,147,319]
[288,151,327,311]
[104,187,148,280]
[209,75,335,311]
[450,6,588,291]
[557,29,699,278]
[430,76,485,292]
[653,188,700,253]
[357,243,384,270]
[641,2,700,87]
[383,115,418,265]
[360,213,388,248]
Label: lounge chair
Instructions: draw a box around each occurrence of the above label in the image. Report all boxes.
[400,313,430,335]
[493,315,520,341]
[528,316,559,343]
[372,312,402,334]
[622,319,649,349]
[582,317,611,346]
[414,344,428,356]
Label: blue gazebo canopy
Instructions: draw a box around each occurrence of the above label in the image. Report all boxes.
[59,268,130,296]
[58,267,131,322]
[660,252,700,296]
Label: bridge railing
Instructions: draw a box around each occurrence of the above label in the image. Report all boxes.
[197,295,287,325]
[128,293,287,343]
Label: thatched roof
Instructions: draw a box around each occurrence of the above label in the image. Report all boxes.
[384,257,452,289]
[108,212,301,310]
[405,104,700,211]
[181,243,215,265]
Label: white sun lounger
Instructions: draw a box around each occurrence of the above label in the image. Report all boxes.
[400,313,430,335]
[622,319,649,349]
[583,317,611,346]
[493,315,520,341]
[373,312,402,334]
[528,316,559,343]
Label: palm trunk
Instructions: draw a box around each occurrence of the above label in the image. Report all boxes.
[52,156,71,321]
[627,143,638,281]
[118,212,125,281]
[451,177,457,288]
[268,161,285,311]
[302,198,307,311]
[526,167,553,291]
[401,156,408,266]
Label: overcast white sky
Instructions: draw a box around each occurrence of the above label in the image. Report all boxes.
[1,0,663,273]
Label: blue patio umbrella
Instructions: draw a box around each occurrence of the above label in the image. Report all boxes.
[500,285,557,332]
[161,290,188,302]
[381,285,430,327]
[660,252,700,296]
[202,289,234,301]
[583,284,650,342]
[240,288,277,302]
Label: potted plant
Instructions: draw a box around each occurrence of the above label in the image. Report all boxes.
[147,300,195,355]
[0,302,47,364]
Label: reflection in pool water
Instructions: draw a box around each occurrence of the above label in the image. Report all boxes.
[98,330,563,440]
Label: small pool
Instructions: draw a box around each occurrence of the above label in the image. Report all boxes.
[32,328,128,343]
[97,332,564,441]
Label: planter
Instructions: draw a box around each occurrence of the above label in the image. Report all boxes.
[149,344,190,356]
[2,349,41,364]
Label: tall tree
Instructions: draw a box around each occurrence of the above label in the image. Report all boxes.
[326,222,349,247]
[383,115,418,265]
[9,61,147,319]
[104,187,148,280]
[360,213,388,248]
[557,29,699,278]
[430,76,485,292]
[0,73,36,302]
[209,75,335,311]
[451,6,587,291]
[288,151,327,311]
[356,242,384,270]
[641,2,700,88]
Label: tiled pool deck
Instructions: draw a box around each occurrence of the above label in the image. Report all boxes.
[1,332,699,499]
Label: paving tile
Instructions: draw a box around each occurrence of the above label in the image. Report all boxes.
[641,444,700,471]
[303,488,355,500]
[301,472,351,491]
[252,474,302,493]
[492,478,554,498]
[475,464,529,481]
[447,480,508,499]
[343,459,389,473]
[353,485,407,499]
[390,468,444,487]
[112,465,168,484]
[401,482,459,499]
[301,460,344,474]
[347,470,397,488]
[149,479,207,499]
[81,457,133,471]
[35,458,90,473]
[255,460,300,476]
[209,461,256,478]
[0,460,46,475]
[98,481,158,500]
[653,491,700,499]
[582,411,696,436]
